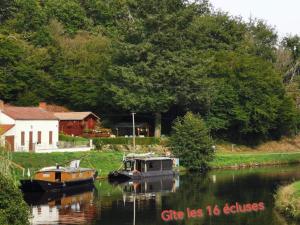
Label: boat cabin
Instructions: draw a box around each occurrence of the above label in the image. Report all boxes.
[124,157,173,173]
[33,160,95,183]
[34,167,95,183]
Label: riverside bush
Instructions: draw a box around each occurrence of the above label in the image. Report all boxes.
[169,112,214,171]
[0,174,30,225]
[275,181,300,220]
[92,137,160,149]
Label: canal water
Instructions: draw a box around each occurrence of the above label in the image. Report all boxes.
[23,165,300,225]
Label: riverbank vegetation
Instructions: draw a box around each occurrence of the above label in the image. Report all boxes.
[11,150,300,178]
[12,151,123,178]
[216,135,300,153]
[0,148,30,225]
[0,174,30,225]
[211,152,300,169]
[1,0,300,144]
[275,181,300,221]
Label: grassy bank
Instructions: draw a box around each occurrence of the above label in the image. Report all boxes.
[12,151,123,179]
[216,135,300,153]
[11,150,300,180]
[210,152,300,169]
[275,181,300,220]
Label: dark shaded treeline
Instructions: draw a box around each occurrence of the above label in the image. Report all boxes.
[0,0,300,143]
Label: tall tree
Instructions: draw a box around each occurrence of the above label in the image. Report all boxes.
[105,0,210,137]
[47,20,111,110]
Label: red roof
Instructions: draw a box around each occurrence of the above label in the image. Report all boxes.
[2,106,58,120]
[54,112,99,120]
[0,124,15,135]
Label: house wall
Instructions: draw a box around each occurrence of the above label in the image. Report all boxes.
[59,120,83,136]
[0,111,15,124]
[59,115,97,136]
[0,111,15,149]
[85,115,97,129]
[0,135,5,147]
[5,120,59,152]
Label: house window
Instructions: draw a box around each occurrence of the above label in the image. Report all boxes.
[49,131,53,145]
[21,132,25,146]
[37,131,42,144]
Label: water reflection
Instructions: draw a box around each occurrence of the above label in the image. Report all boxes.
[120,176,180,196]
[119,176,180,225]
[23,165,300,225]
[24,185,98,225]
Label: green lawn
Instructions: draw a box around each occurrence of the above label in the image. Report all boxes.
[11,150,300,180]
[12,151,123,179]
[210,152,300,168]
[292,181,300,197]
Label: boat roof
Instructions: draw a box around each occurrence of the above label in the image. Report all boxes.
[127,157,172,161]
[38,166,94,173]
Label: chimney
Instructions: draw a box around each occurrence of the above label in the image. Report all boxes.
[0,100,4,110]
[39,102,47,110]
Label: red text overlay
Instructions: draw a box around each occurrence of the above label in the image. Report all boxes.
[161,202,265,222]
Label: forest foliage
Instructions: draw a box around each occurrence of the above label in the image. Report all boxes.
[0,0,300,143]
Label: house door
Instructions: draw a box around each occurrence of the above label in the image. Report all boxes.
[29,131,33,152]
[5,136,14,151]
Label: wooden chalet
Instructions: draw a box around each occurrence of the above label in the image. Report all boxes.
[38,102,110,137]
[54,112,99,136]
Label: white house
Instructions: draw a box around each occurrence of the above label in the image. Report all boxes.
[0,100,59,152]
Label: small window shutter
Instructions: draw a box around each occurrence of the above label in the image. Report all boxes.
[21,132,25,146]
[38,131,42,144]
[49,131,53,145]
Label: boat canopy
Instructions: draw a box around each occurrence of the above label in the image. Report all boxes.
[70,160,80,168]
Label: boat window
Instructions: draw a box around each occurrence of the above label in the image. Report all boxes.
[137,161,142,171]
[125,161,132,171]
[149,162,153,169]
[55,172,61,181]
[149,184,153,191]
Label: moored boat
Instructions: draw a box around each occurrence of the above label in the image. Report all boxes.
[20,160,97,192]
[108,153,179,183]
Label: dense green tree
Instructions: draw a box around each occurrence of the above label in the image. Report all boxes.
[245,19,278,62]
[169,112,214,170]
[105,0,212,137]
[0,0,299,144]
[204,51,299,143]
[12,0,46,32]
[47,20,111,110]
[282,35,300,61]
[44,0,91,34]
[0,0,17,24]
[0,34,54,105]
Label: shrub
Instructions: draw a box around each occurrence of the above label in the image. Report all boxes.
[169,112,214,171]
[59,133,88,142]
[0,174,30,225]
[275,181,300,220]
[92,137,160,149]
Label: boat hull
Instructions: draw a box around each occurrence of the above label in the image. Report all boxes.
[108,170,178,183]
[23,184,95,206]
[20,177,95,192]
